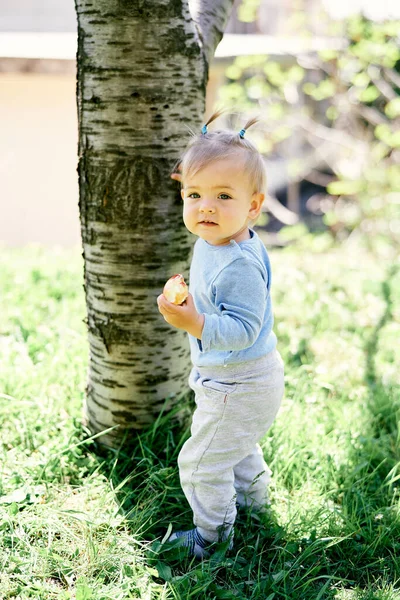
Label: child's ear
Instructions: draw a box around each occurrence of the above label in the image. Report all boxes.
[180,189,185,200]
[249,192,264,219]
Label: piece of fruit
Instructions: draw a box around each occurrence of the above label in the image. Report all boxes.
[163,274,188,305]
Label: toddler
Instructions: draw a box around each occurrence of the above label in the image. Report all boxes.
[157,111,284,558]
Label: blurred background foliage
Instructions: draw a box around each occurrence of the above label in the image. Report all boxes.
[219,5,400,256]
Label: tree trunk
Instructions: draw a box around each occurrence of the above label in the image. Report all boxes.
[75,0,233,445]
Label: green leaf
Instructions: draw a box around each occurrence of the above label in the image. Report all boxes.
[264,62,283,84]
[236,55,264,69]
[327,180,362,195]
[256,213,269,227]
[371,141,390,162]
[359,86,380,103]
[326,106,338,121]
[9,502,19,516]
[323,211,338,226]
[352,72,370,87]
[318,50,338,61]
[279,224,309,241]
[156,561,172,582]
[385,98,400,119]
[220,83,245,101]
[317,80,336,99]
[210,586,240,599]
[303,82,316,96]
[226,65,242,81]
[288,65,305,83]
[272,126,291,142]
[76,577,93,600]
[390,132,400,148]
[122,564,134,577]
[375,124,393,145]
[268,104,285,120]
[272,570,286,583]
[238,0,261,23]
[257,139,273,154]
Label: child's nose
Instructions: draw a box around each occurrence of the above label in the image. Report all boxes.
[199,198,216,213]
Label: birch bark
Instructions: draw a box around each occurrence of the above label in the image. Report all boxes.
[75,0,233,444]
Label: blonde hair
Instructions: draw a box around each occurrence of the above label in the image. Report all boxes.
[180,110,267,194]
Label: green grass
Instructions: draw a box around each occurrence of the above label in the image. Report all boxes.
[0,240,399,599]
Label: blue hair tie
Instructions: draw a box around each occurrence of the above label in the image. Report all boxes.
[201,124,208,135]
[239,128,246,139]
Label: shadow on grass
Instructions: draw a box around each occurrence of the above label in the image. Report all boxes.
[67,369,400,600]
[76,392,398,600]
[64,267,400,599]
[83,416,337,600]
[70,393,394,600]
[318,264,400,596]
[70,393,399,595]
[364,265,398,388]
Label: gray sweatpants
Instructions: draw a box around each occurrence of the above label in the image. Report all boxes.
[178,350,285,542]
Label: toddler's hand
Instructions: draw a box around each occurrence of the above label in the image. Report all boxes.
[157,292,204,339]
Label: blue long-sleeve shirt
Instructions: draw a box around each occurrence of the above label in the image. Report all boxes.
[188,229,277,367]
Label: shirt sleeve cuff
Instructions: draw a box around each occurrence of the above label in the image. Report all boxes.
[199,313,216,353]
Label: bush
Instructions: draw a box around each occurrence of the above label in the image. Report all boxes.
[220,14,400,252]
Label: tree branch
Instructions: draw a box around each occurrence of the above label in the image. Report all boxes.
[304,170,335,187]
[262,194,299,225]
[368,66,397,101]
[298,115,366,154]
[189,0,235,66]
[384,67,400,90]
[356,104,389,126]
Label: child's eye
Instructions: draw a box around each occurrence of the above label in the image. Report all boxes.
[219,193,232,200]
[187,193,200,199]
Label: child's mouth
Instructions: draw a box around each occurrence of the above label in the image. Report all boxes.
[200,221,217,226]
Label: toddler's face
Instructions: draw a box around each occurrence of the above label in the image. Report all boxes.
[181,156,264,246]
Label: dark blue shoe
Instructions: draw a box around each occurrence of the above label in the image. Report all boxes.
[168,527,233,559]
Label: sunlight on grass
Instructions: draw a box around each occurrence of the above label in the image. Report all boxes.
[0,242,399,599]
